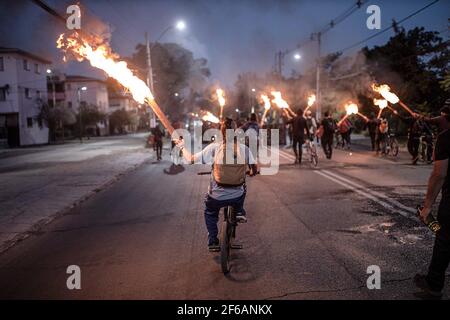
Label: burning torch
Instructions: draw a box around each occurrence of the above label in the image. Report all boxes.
[260,94,271,126]
[304,94,316,113]
[372,84,415,116]
[216,88,226,120]
[338,102,368,126]
[271,91,295,118]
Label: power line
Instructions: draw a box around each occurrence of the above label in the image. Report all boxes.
[338,0,440,53]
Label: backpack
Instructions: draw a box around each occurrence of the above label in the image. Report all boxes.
[213,143,246,187]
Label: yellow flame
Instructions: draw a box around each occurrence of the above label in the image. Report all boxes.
[307,94,316,107]
[345,102,359,115]
[271,91,289,109]
[202,111,220,124]
[372,84,399,104]
[261,94,271,110]
[216,88,226,107]
[57,33,153,104]
[373,98,388,110]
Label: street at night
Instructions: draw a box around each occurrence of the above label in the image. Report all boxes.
[0,0,449,312]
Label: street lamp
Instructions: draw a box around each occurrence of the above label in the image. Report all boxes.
[77,86,87,142]
[294,53,301,60]
[176,20,186,31]
[47,69,57,108]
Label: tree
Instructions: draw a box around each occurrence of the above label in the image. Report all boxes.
[38,102,76,142]
[127,42,211,120]
[362,27,449,113]
[109,109,132,134]
[76,103,106,137]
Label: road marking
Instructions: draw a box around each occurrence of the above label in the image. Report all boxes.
[276,148,417,219]
[322,169,416,215]
[314,170,414,219]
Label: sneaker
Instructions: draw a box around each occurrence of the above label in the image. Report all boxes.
[236,214,247,223]
[413,274,443,299]
[412,156,419,165]
[208,238,220,252]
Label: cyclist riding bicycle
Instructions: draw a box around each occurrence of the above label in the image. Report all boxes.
[305,110,317,141]
[376,117,389,155]
[178,118,258,251]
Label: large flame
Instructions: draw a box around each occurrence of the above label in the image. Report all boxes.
[202,111,220,124]
[345,102,359,115]
[271,91,289,109]
[307,94,316,107]
[261,94,271,110]
[372,84,399,104]
[373,99,388,110]
[216,88,226,107]
[57,33,153,104]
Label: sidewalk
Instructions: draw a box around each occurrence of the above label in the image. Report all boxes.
[0,134,155,254]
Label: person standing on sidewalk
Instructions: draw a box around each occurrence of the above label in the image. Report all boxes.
[415,112,450,299]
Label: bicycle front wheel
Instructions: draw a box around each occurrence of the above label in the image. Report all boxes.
[391,139,399,157]
[220,218,231,274]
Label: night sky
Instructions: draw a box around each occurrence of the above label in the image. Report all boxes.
[0,0,448,87]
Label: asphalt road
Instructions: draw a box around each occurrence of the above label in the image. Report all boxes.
[0,140,448,299]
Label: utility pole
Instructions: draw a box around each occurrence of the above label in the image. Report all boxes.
[145,32,156,128]
[77,88,82,143]
[315,32,322,122]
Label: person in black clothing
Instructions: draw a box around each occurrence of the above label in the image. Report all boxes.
[152,125,164,161]
[366,112,379,151]
[286,108,308,164]
[422,105,450,134]
[415,114,450,298]
[398,112,433,164]
[320,111,336,159]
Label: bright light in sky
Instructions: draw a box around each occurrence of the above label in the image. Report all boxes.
[294,53,301,60]
[176,21,186,30]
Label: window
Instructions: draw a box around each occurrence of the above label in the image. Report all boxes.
[36,90,41,99]
[0,88,5,101]
[24,88,31,99]
[66,84,71,90]
[37,118,43,128]
[34,63,40,74]
[68,101,72,108]
[23,59,30,71]
[27,117,33,128]
[0,57,4,71]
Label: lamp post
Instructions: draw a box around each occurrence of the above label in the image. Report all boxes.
[77,86,87,142]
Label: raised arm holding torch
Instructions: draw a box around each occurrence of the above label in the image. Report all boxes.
[372,83,415,117]
[260,94,271,126]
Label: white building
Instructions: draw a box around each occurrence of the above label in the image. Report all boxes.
[0,47,51,147]
[64,75,109,135]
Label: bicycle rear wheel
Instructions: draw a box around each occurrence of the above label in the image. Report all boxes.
[310,145,318,167]
[220,208,232,274]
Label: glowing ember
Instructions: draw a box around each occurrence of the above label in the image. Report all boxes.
[261,94,271,110]
[372,84,399,104]
[271,91,289,109]
[373,99,388,109]
[345,102,359,115]
[202,111,220,124]
[307,94,316,107]
[216,88,226,107]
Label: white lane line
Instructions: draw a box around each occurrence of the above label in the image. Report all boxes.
[313,170,412,217]
[322,169,416,215]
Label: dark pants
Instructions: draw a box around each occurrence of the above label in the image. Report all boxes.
[292,136,304,162]
[408,137,419,159]
[341,131,351,148]
[369,131,376,151]
[155,140,162,159]
[426,197,450,292]
[321,135,333,159]
[204,191,246,245]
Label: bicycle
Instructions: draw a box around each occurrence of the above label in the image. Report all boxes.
[198,170,256,274]
[304,138,318,167]
[380,133,399,157]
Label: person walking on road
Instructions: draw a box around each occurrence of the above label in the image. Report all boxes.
[305,110,318,141]
[286,108,308,164]
[338,116,353,150]
[318,111,336,159]
[415,112,450,299]
[152,125,164,161]
[366,113,379,151]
